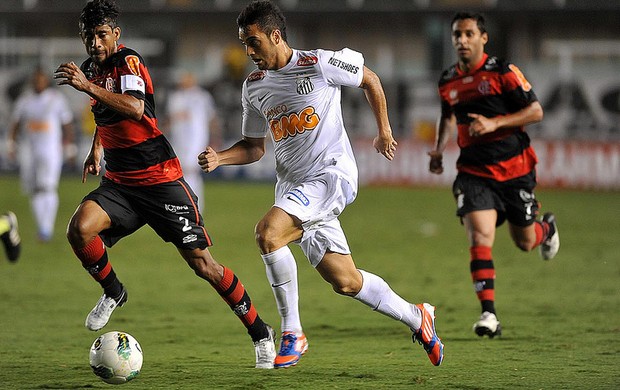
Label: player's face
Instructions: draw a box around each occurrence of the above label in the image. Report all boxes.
[33,72,49,93]
[80,24,121,65]
[239,24,279,70]
[451,18,488,66]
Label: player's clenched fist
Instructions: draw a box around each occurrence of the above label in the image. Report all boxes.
[54,62,90,92]
[198,146,220,173]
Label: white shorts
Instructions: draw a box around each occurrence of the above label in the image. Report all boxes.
[19,142,62,194]
[274,170,357,267]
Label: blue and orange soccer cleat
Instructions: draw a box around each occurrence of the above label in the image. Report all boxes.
[413,303,444,366]
[274,331,308,368]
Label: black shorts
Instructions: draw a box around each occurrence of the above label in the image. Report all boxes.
[83,177,212,249]
[452,171,540,227]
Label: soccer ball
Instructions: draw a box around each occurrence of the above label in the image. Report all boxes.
[89,331,143,384]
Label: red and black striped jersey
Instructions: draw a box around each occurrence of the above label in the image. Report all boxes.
[438,53,538,182]
[81,45,182,186]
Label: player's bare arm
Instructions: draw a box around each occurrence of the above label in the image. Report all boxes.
[467,101,543,137]
[359,66,397,161]
[54,62,144,121]
[199,137,265,173]
[82,129,103,183]
[429,114,456,174]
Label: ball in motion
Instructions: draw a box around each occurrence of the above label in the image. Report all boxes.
[89,331,143,384]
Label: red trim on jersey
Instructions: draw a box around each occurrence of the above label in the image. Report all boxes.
[456,53,488,76]
[104,159,182,186]
[98,116,162,149]
[458,145,538,181]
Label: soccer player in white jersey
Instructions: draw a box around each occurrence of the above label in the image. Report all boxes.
[8,68,74,242]
[166,72,219,210]
[199,0,444,367]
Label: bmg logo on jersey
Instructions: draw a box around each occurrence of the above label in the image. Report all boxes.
[269,106,320,142]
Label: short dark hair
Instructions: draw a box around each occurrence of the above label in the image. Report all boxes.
[237,0,287,42]
[79,0,120,32]
[451,12,486,34]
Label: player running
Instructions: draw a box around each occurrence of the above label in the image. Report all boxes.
[199,0,443,367]
[54,0,276,368]
[428,12,560,338]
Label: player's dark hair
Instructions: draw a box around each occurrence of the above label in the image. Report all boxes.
[451,11,486,34]
[79,0,120,32]
[237,0,287,42]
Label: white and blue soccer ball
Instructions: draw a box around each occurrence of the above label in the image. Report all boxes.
[89,331,143,384]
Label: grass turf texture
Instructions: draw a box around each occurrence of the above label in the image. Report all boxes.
[0,175,618,389]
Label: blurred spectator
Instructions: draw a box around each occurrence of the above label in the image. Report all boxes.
[7,67,75,242]
[165,71,220,210]
[208,45,247,142]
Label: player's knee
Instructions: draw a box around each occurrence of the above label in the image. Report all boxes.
[255,221,280,252]
[330,275,362,297]
[66,216,93,247]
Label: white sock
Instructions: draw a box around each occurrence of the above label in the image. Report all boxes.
[354,269,422,330]
[261,246,302,334]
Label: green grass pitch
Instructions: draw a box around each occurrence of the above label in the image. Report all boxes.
[0,175,618,389]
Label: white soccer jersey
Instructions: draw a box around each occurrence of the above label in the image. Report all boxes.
[168,86,216,173]
[11,88,73,156]
[241,48,364,187]
[12,88,72,191]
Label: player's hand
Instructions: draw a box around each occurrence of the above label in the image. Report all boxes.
[82,154,101,183]
[428,150,444,174]
[467,113,498,137]
[198,146,220,173]
[373,133,397,161]
[54,62,90,92]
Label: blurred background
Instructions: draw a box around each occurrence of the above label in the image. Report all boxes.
[0,0,618,189]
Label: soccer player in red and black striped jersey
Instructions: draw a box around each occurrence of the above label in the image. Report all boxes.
[428,12,560,338]
[54,0,276,368]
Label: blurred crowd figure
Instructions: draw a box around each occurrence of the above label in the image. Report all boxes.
[7,68,74,242]
[165,71,220,210]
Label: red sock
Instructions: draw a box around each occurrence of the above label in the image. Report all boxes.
[470,246,495,314]
[532,221,549,248]
[72,235,120,296]
[214,266,267,342]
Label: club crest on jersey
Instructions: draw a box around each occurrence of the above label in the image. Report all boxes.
[105,77,116,92]
[125,55,141,76]
[449,88,458,102]
[478,79,491,95]
[247,70,266,82]
[296,77,314,95]
[297,55,318,66]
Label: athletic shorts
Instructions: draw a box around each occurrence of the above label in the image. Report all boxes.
[83,177,212,249]
[274,170,357,267]
[452,171,539,227]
